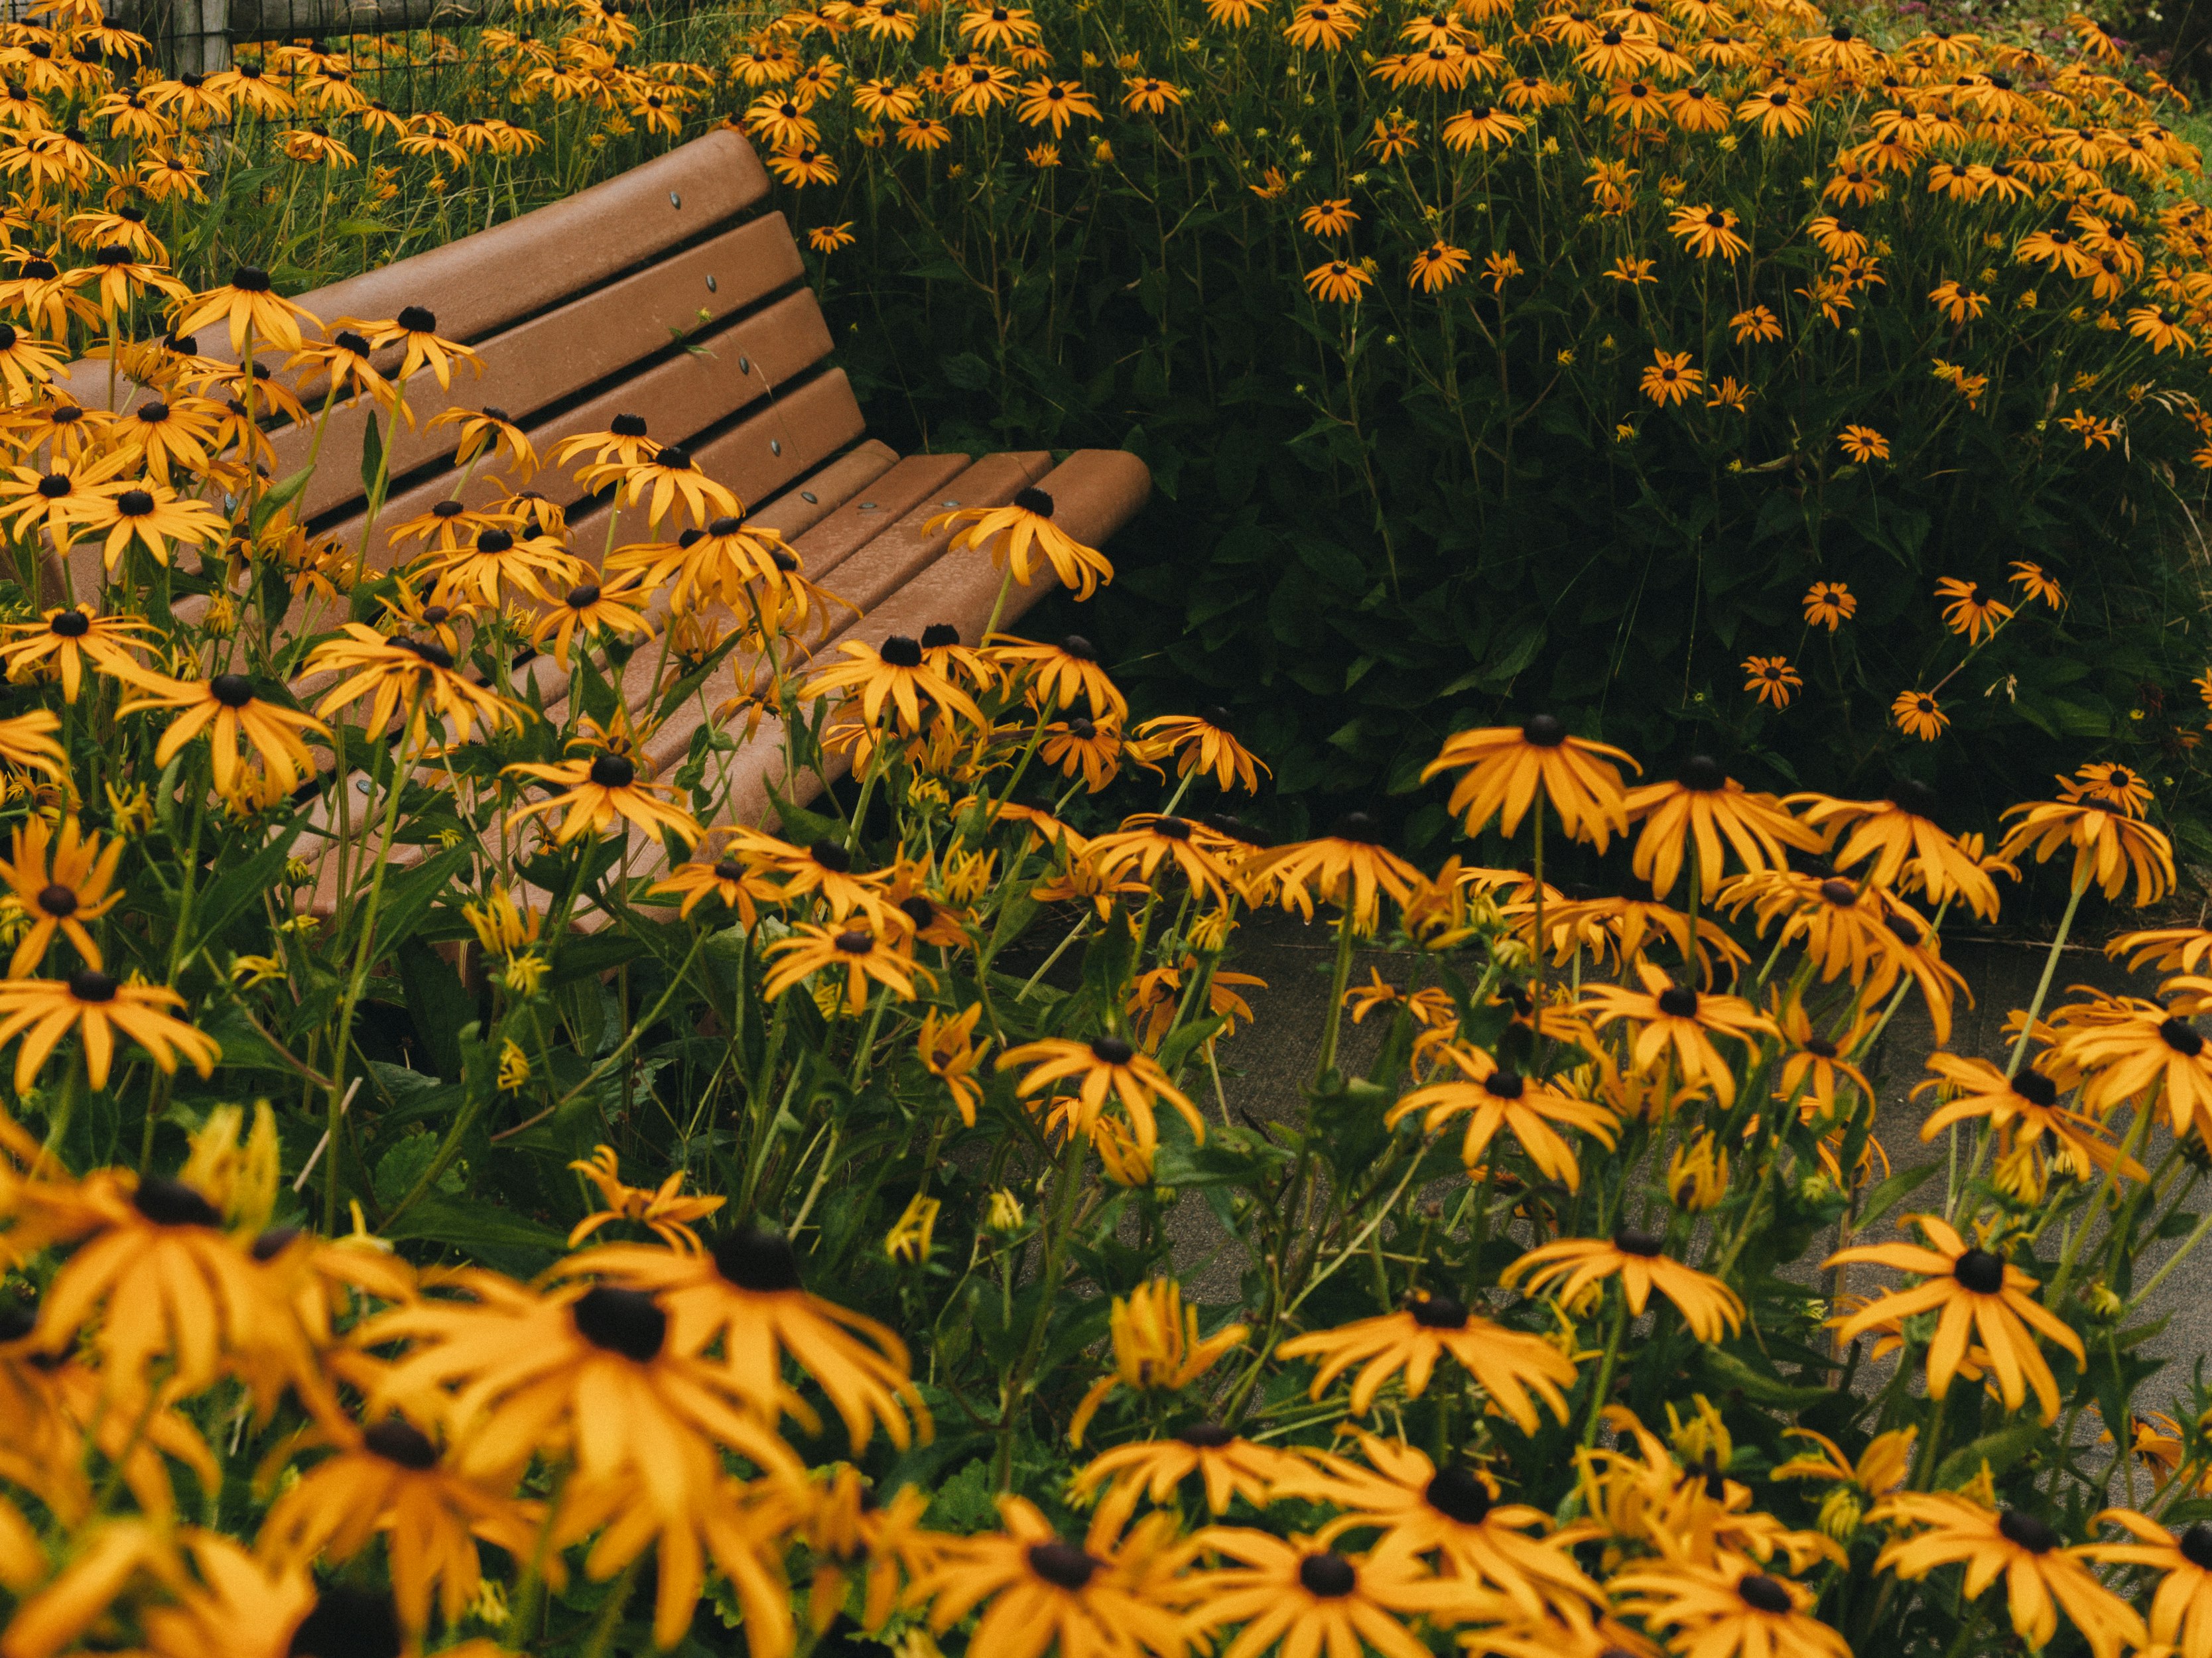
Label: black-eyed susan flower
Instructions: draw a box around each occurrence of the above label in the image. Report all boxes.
[1671,203,1749,259]
[1073,1425,1293,1529]
[1935,575,2014,643]
[1830,1216,2083,1420]
[1997,767,2175,904]
[1612,1559,1847,1658]
[1730,304,1785,342]
[805,635,986,736]
[0,970,220,1094]
[1240,812,1422,932]
[763,918,933,1014]
[1795,781,2004,917]
[935,485,1116,602]
[169,263,320,353]
[1874,1495,2142,1658]
[1421,715,1640,851]
[1640,348,1703,406]
[1305,257,1374,302]
[730,832,895,925]
[1838,423,1890,462]
[82,481,228,572]
[1916,1054,2141,1181]
[362,1278,802,1649]
[1801,580,1855,629]
[647,850,778,925]
[569,1226,924,1451]
[503,750,702,849]
[1186,1533,1441,1657]
[1742,655,1801,708]
[1084,814,1237,909]
[566,1144,726,1249]
[2084,1513,2212,1658]
[0,605,152,702]
[1892,688,1949,741]
[0,816,123,975]
[423,403,537,478]
[1443,103,1526,149]
[344,304,481,392]
[1506,1230,1746,1340]
[909,1496,1195,1658]
[1578,961,1778,1106]
[1406,239,1469,290]
[304,625,525,749]
[1623,755,1823,901]
[115,670,327,797]
[1276,1285,1576,1429]
[2057,993,2212,1135]
[1275,1431,1599,1620]
[1065,1277,1246,1444]
[1137,706,1268,793]
[257,1415,543,1639]
[998,1033,1204,1157]
[528,575,651,670]
[1387,1042,1618,1188]
[2010,559,2065,608]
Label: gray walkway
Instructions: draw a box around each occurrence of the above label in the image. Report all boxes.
[1176,912,2212,1387]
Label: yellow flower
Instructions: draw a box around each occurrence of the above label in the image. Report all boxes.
[566,1144,726,1249]
[1892,689,1948,741]
[1640,348,1703,407]
[1068,1278,1247,1444]
[1305,258,1373,302]
[872,1191,939,1269]
[1838,424,1890,462]
[1742,655,1801,708]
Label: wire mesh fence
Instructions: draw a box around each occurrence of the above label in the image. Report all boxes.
[117,0,757,106]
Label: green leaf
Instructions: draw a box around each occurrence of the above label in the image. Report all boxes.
[359,407,384,499]
[394,939,468,1081]
[380,1195,566,1263]
[1698,1344,1833,1409]
[1933,1421,2047,1489]
[1853,1162,1940,1234]
[764,781,846,847]
[248,463,316,541]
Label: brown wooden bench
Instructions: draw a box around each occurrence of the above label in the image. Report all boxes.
[48,127,1149,903]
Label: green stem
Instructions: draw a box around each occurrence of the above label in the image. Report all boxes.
[1579,1289,1630,1447]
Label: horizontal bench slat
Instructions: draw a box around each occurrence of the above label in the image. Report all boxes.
[275,212,811,525]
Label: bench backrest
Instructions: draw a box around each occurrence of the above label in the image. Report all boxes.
[55,129,866,595]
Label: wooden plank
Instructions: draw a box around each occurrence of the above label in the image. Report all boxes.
[275,214,811,525]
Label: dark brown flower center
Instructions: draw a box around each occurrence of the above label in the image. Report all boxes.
[397,304,436,333]
[2162,1017,2205,1057]
[116,488,155,516]
[133,1175,219,1226]
[879,635,923,668]
[44,608,86,639]
[834,928,874,954]
[570,1286,666,1361]
[1425,1464,1494,1524]
[36,883,76,917]
[1955,1247,2005,1294]
[1177,1422,1235,1447]
[2014,1071,2058,1107]
[1091,1035,1135,1064]
[70,968,116,1002]
[1484,1070,1526,1099]
[1614,1228,1664,1258]
[1658,986,1699,1018]
[1738,1574,1793,1614]
[1998,1509,2061,1554]
[1298,1552,1356,1598]
[588,754,635,788]
[363,1418,438,1470]
[211,672,255,707]
[2180,1523,2212,1570]
[713,1226,803,1291]
[1409,1290,1468,1328]
[1027,1541,1099,1590]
